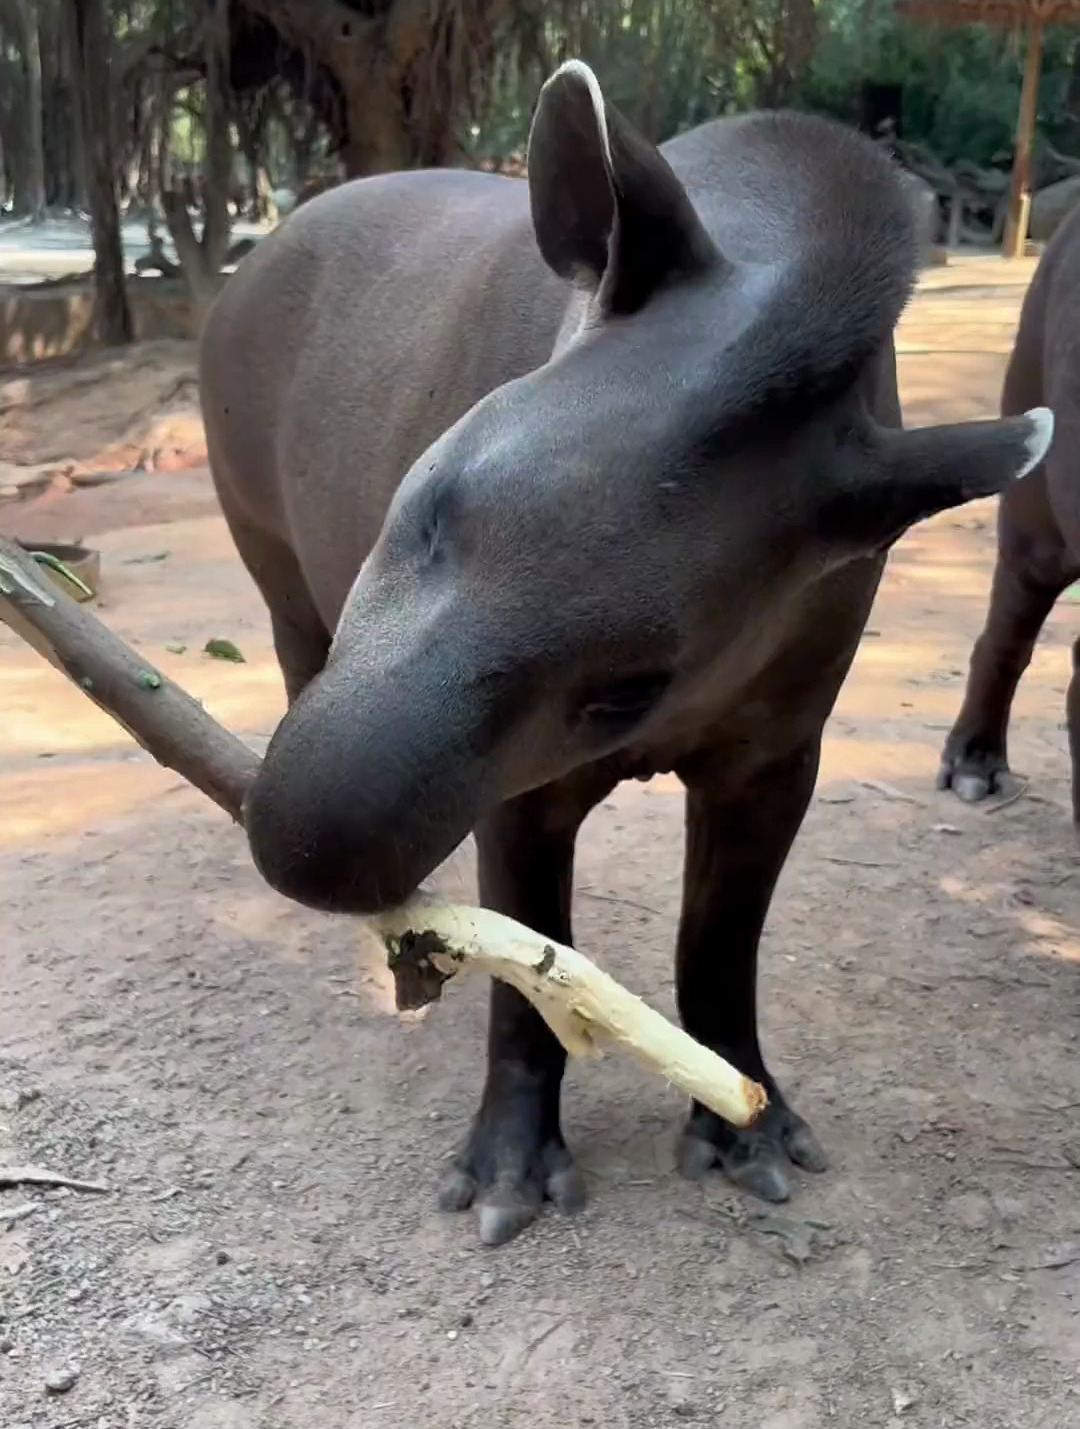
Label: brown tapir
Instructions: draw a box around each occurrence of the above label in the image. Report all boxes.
[939,202,1080,813]
[200,62,1052,1245]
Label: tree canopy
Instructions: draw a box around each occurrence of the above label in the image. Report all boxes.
[1,0,1077,343]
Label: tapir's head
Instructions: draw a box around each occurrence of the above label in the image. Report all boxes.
[246,62,1053,915]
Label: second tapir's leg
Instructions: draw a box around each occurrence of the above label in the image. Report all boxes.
[440,771,616,1246]
[675,741,827,1204]
[1067,637,1080,826]
[938,471,1076,802]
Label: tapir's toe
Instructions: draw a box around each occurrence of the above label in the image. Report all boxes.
[726,1153,793,1204]
[780,1115,830,1173]
[437,1108,585,1246]
[437,1166,479,1213]
[677,1097,827,1205]
[936,732,1012,804]
[950,771,995,803]
[477,1201,540,1248]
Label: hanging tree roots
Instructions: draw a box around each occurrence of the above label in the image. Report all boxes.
[0,535,767,1129]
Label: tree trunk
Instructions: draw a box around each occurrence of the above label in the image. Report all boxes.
[341,81,412,177]
[162,0,233,328]
[17,0,47,220]
[71,0,133,346]
[61,0,87,212]
[203,0,232,269]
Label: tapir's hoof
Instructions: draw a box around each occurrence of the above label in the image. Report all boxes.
[438,1122,585,1246]
[936,738,1009,804]
[677,1100,828,1205]
[950,770,994,803]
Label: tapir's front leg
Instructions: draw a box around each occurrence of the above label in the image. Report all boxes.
[675,741,829,1203]
[440,774,615,1246]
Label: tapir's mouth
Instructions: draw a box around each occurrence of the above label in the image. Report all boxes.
[245,760,477,917]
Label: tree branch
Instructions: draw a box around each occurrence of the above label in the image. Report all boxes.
[0,537,257,823]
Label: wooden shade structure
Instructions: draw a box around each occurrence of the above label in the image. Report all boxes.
[895,0,1080,256]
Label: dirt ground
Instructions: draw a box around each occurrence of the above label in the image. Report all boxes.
[3,255,1080,1429]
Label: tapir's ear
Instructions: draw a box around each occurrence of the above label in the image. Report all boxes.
[527,60,716,314]
[831,407,1054,553]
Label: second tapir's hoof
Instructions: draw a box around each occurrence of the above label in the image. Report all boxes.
[935,734,1011,804]
[676,1099,829,1204]
[438,1107,586,1246]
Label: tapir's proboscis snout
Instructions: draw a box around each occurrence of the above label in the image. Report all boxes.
[245,659,490,916]
[203,56,1056,1246]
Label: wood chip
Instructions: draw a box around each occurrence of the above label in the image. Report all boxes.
[1,1202,38,1226]
[859,779,923,805]
[0,1165,109,1194]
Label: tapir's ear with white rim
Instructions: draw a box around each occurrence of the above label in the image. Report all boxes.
[827,407,1055,554]
[526,60,716,314]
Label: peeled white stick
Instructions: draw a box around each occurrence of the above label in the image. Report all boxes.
[373,893,768,1130]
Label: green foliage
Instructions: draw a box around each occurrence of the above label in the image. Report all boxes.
[802,0,1080,165]
[468,0,1080,171]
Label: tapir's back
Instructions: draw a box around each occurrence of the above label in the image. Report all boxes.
[200,168,565,627]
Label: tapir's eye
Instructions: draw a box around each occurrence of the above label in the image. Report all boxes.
[576,672,673,728]
[420,510,442,561]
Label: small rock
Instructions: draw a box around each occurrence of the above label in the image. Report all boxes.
[459,1312,474,1328]
[44,1367,79,1395]
[0,1337,13,1354]
[0,1086,41,1113]
[479,1272,496,1290]
[446,1329,459,1342]
[672,1400,698,1419]
[122,1310,189,1352]
[169,1291,212,1324]
[215,1250,231,1265]
[992,1192,1023,1225]
[890,1386,919,1415]
[947,1192,990,1231]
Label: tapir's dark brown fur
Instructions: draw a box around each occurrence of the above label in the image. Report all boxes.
[939,202,1080,816]
[200,62,1052,1245]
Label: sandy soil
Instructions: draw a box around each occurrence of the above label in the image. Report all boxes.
[2,256,1080,1429]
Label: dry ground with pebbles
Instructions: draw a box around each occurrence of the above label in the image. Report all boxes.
[2,255,1080,1429]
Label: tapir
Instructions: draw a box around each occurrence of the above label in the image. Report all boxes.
[200,61,1052,1245]
[939,201,1080,815]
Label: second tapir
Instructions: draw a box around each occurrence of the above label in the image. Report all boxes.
[938,200,1080,816]
[200,62,1053,1245]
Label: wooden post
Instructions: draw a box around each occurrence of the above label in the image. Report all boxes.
[1003,18,1045,259]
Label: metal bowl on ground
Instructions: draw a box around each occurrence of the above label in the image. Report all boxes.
[15,540,101,602]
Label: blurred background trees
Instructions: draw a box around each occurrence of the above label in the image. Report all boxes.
[1,1,1078,338]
